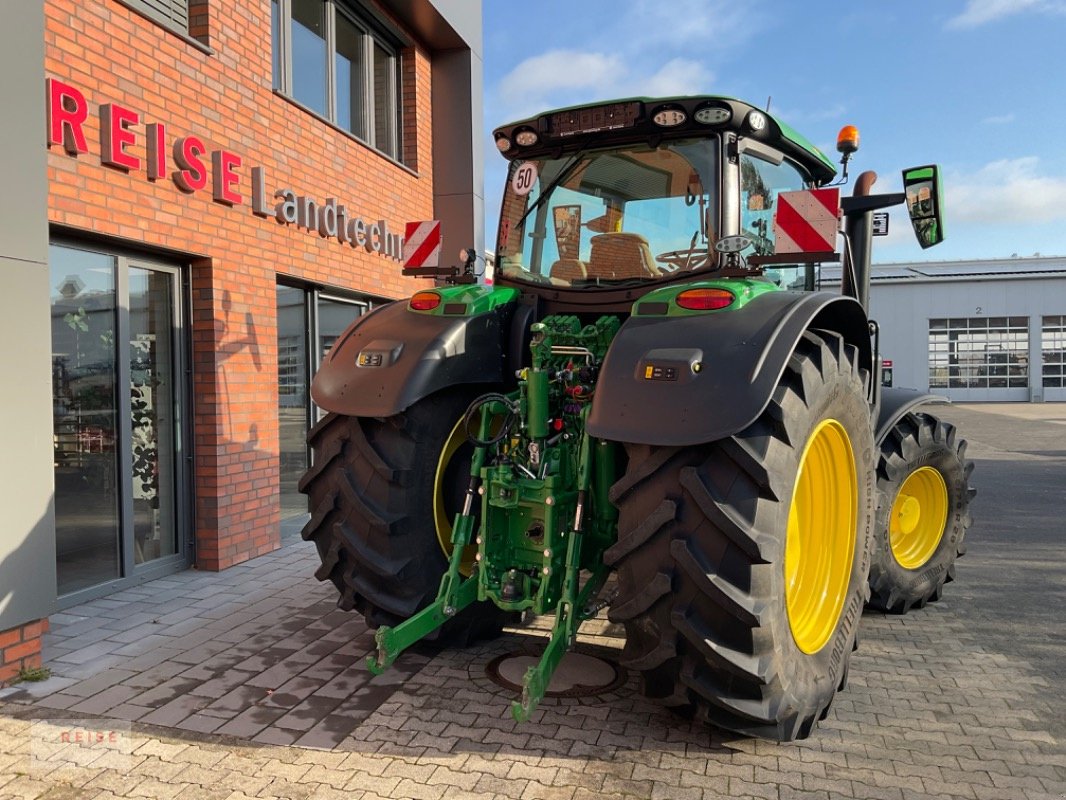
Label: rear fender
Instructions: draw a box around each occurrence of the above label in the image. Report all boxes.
[587,291,872,446]
[311,300,511,418]
[875,387,947,446]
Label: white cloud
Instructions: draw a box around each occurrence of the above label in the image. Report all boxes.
[948,157,1066,224]
[497,50,624,115]
[617,58,714,100]
[947,0,1066,28]
[496,52,712,121]
[771,103,848,125]
[981,112,1016,125]
[622,0,750,44]
[490,0,756,121]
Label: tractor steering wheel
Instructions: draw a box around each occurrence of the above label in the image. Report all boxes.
[655,248,713,272]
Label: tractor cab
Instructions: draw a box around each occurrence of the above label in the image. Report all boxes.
[493,96,839,299]
[492,96,945,307]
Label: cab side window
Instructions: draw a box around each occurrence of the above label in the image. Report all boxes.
[740,151,808,256]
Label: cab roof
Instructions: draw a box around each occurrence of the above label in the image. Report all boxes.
[493,94,838,185]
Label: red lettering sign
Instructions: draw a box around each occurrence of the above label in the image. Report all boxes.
[212,150,241,205]
[101,103,140,171]
[42,79,406,262]
[146,122,166,180]
[173,136,207,192]
[46,78,88,155]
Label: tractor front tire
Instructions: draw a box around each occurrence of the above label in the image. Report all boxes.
[299,390,507,644]
[607,330,875,740]
[867,411,974,613]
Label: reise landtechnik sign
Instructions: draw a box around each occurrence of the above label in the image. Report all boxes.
[45,78,405,261]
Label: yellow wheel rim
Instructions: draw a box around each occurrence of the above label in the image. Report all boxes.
[434,415,477,576]
[889,466,948,569]
[785,419,858,655]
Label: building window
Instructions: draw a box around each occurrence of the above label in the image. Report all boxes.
[276,284,370,520]
[118,0,190,36]
[1042,315,1066,389]
[272,0,402,160]
[929,317,1029,390]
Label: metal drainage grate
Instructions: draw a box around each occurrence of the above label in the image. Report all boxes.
[485,651,626,698]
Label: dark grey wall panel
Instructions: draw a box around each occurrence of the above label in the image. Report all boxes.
[429,0,482,52]
[384,0,481,52]
[0,2,57,629]
[431,46,484,255]
[384,0,484,257]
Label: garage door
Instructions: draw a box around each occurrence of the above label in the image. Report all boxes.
[928,316,1030,402]
[1043,315,1066,402]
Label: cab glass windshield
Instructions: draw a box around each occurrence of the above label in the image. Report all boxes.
[496,138,719,287]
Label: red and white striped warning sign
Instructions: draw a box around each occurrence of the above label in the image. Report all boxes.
[773,188,840,254]
[403,220,442,268]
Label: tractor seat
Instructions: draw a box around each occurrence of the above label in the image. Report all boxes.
[586,233,660,280]
[549,258,587,284]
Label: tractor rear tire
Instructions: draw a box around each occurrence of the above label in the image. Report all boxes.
[607,330,875,740]
[299,390,508,644]
[867,411,974,613]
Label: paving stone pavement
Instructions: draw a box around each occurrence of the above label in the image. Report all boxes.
[1,403,1064,800]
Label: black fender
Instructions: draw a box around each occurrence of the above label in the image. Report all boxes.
[587,290,873,446]
[875,387,948,446]
[310,300,510,418]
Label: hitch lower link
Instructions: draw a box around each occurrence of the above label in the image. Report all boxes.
[366,400,608,722]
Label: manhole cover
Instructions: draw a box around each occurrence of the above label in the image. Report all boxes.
[485,651,625,698]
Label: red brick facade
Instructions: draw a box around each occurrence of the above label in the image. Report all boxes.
[44,0,436,570]
[0,619,49,686]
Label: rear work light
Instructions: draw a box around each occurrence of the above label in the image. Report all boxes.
[409,291,441,311]
[675,288,735,311]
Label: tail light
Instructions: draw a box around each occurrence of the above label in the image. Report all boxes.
[409,291,441,311]
[675,288,735,311]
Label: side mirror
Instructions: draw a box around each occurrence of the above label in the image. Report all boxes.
[902,165,945,249]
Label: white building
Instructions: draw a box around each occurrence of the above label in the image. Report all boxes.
[822,256,1066,402]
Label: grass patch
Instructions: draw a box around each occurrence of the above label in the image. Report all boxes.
[15,666,51,683]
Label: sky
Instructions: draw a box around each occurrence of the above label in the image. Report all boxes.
[482,0,1066,264]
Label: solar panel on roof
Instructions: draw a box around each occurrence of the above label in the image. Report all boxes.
[870,268,915,280]
[906,261,1066,278]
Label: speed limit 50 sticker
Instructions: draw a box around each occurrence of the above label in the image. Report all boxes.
[511,162,538,196]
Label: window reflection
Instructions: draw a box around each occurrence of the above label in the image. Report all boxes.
[292,0,328,117]
[335,12,366,137]
[372,41,395,154]
[275,0,401,159]
[129,267,177,564]
[50,245,121,595]
[277,286,309,519]
[276,287,367,519]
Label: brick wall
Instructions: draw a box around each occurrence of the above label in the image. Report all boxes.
[44,0,436,570]
[0,619,49,686]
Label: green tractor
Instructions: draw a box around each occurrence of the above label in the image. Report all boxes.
[299,96,974,741]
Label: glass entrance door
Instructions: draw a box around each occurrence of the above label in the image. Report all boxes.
[50,244,188,601]
[50,247,121,594]
[129,266,179,565]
